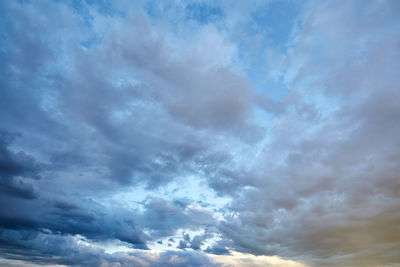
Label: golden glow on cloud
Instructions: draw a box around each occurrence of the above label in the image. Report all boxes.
[210,251,309,267]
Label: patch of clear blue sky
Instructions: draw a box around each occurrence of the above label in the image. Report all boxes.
[252,0,302,50]
[70,0,121,17]
[241,0,304,100]
[145,1,223,24]
[184,2,224,24]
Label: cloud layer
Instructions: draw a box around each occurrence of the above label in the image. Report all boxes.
[1,0,399,266]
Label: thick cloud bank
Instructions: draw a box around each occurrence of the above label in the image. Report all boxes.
[0,0,399,266]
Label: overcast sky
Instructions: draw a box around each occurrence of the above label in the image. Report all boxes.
[1,0,399,266]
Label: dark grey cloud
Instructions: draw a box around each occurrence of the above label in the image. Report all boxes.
[176,231,214,251]
[0,133,147,249]
[205,241,231,256]
[0,132,41,200]
[141,198,215,239]
[0,229,106,266]
[0,228,222,267]
[0,196,148,250]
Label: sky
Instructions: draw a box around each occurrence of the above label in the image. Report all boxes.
[0,0,399,266]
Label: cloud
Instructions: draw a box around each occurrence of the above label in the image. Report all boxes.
[176,231,214,251]
[0,227,219,266]
[207,0,400,265]
[0,132,41,200]
[141,198,215,239]
[211,251,308,267]
[0,0,399,266]
[0,227,307,267]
